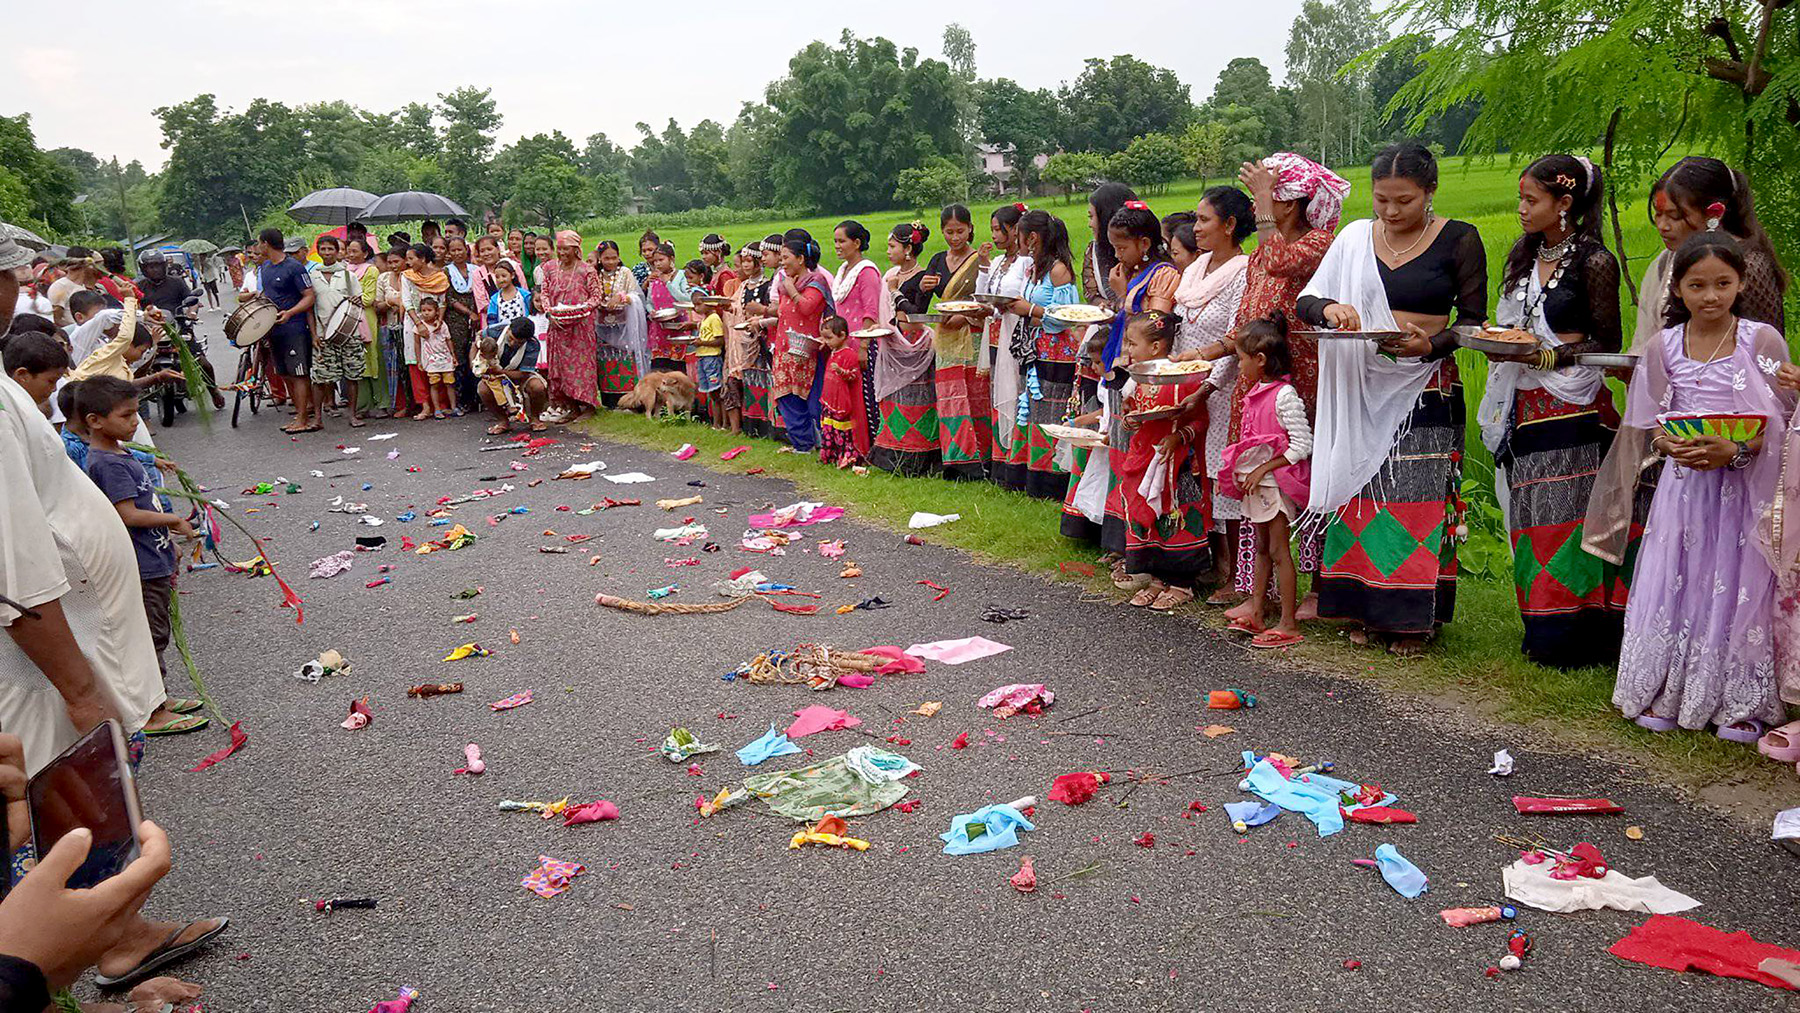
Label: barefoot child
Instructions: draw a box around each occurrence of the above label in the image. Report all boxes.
[1218,313,1313,647]
[817,315,863,467]
[412,296,456,419]
[693,289,727,429]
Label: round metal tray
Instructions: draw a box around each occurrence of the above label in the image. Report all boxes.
[1573,352,1639,369]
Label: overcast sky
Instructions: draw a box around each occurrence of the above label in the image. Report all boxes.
[10,0,1308,170]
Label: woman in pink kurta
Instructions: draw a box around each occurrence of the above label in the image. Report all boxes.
[535,229,603,421]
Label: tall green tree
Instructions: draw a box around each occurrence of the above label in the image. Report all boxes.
[725,103,781,208]
[490,131,580,202]
[579,133,628,179]
[686,119,733,208]
[1372,0,1800,295]
[1203,57,1297,153]
[977,78,1063,193]
[395,103,438,157]
[630,119,697,212]
[1058,56,1194,154]
[46,147,104,193]
[155,95,308,240]
[766,31,964,209]
[436,86,501,209]
[0,115,81,234]
[1285,0,1384,164]
[509,156,592,234]
[355,148,444,196]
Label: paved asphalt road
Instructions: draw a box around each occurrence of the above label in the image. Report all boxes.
[113,298,1798,1011]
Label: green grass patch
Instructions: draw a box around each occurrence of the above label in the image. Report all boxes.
[581,407,1769,788]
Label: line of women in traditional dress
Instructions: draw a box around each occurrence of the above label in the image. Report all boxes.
[431,148,1796,762]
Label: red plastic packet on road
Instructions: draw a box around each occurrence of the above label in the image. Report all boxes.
[1512,796,1624,814]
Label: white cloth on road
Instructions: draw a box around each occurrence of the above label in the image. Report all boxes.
[1501,858,1701,915]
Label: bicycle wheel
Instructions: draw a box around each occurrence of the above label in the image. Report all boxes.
[232,349,251,428]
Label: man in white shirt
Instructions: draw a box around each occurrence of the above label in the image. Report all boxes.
[45,246,102,328]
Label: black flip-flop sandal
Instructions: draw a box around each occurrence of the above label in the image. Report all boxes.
[93,917,229,990]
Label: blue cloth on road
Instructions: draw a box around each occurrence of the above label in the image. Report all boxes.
[1242,759,1344,837]
[1223,800,1282,828]
[941,803,1035,855]
[1375,843,1428,898]
[736,722,802,765]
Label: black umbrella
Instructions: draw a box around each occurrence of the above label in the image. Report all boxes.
[356,191,470,224]
[288,187,379,226]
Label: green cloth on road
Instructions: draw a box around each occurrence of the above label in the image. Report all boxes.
[741,748,916,822]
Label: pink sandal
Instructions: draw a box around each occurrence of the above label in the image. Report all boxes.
[1757,720,1800,761]
[1251,629,1305,649]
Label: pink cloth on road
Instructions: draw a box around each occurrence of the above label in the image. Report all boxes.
[905,636,1013,665]
[860,645,926,674]
[521,855,586,898]
[749,502,845,528]
[786,705,862,738]
[490,690,534,711]
[978,683,1054,716]
[563,799,621,825]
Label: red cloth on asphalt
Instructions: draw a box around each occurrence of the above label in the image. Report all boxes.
[1608,915,1800,990]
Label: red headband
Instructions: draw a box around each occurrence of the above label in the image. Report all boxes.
[1123,200,1150,211]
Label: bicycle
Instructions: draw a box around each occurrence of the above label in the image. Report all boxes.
[228,342,269,428]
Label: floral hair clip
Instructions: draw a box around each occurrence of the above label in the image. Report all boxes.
[1705,201,1727,232]
[1012,201,1028,213]
[1123,200,1150,211]
[908,222,924,244]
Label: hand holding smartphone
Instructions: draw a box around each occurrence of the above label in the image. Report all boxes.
[26,720,144,890]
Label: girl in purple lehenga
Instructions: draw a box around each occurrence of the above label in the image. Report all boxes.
[1584,231,1794,740]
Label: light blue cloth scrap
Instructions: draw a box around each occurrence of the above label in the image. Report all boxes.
[736,722,803,766]
[1374,843,1428,898]
[1223,800,1282,829]
[1242,759,1345,837]
[940,803,1035,855]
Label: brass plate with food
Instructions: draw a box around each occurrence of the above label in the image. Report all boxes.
[1125,404,1185,423]
[1457,326,1542,356]
[1046,304,1113,325]
[1128,358,1214,386]
[936,300,984,314]
[1040,423,1105,448]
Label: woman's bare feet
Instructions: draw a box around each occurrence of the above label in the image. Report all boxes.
[1295,593,1320,622]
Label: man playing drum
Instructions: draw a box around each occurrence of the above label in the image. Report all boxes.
[256,228,317,433]
[307,234,369,429]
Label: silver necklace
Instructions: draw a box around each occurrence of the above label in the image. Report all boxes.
[1538,233,1576,263]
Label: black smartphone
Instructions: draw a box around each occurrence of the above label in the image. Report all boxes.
[27,720,144,889]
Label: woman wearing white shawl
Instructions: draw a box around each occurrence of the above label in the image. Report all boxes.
[1296,143,1489,655]
[1473,155,1629,669]
[1166,187,1253,595]
[590,241,646,409]
[977,203,1033,484]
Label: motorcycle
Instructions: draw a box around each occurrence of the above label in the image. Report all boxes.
[146,295,206,427]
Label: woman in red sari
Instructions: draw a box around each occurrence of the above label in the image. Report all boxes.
[772,234,832,453]
[1226,153,1349,602]
[534,229,602,423]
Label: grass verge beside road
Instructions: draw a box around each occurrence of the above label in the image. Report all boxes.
[581,408,1776,796]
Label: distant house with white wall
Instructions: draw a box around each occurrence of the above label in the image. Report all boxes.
[976,143,1051,195]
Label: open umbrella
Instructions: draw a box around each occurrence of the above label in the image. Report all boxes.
[355,191,469,224]
[180,239,220,257]
[288,187,378,226]
[0,221,50,250]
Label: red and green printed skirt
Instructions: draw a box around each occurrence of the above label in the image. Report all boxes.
[1504,385,1629,668]
[1318,374,1463,636]
[871,376,941,477]
[598,340,638,404]
[1121,463,1212,582]
[1021,359,1075,500]
[741,364,775,439]
[936,362,992,481]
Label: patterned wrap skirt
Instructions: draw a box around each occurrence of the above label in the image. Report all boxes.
[1317,362,1464,635]
[596,321,639,407]
[1504,386,1629,668]
[935,360,992,481]
[872,376,941,477]
[1021,357,1076,500]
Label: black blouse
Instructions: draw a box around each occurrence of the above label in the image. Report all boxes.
[1500,242,1623,363]
[893,268,929,317]
[1298,219,1487,360]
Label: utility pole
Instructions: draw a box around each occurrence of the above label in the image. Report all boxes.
[114,161,134,272]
